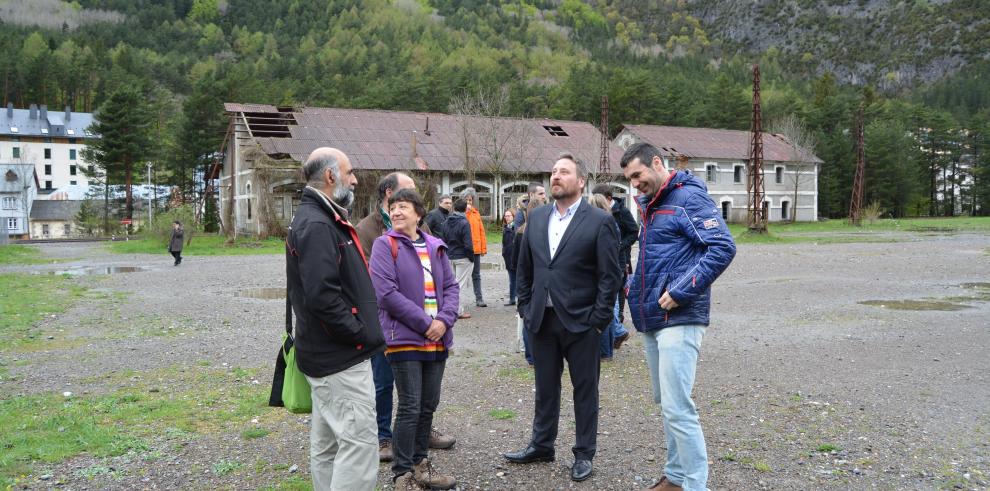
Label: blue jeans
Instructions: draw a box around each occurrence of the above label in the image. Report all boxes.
[371,351,394,441]
[600,299,627,358]
[390,359,446,476]
[642,326,707,491]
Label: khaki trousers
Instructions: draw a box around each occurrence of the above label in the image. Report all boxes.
[451,258,473,314]
[305,359,378,491]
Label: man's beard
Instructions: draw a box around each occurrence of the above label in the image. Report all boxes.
[551,185,577,201]
[333,185,354,209]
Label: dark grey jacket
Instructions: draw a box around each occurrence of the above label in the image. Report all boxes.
[168,228,184,252]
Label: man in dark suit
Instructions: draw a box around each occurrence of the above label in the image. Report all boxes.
[504,153,621,482]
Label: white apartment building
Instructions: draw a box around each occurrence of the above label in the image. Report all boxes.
[0,103,96,197]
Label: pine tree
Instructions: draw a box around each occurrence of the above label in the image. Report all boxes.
[81,87,154,232]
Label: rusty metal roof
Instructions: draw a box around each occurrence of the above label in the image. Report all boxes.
[225,104,627,174]
[622,124,823,164]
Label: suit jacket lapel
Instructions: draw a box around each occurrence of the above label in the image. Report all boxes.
[549,200,588,265]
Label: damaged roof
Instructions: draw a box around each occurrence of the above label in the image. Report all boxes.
[621,124,823,164]
[223,103,626,174]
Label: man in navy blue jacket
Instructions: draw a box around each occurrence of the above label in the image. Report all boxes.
[621,143,736,491]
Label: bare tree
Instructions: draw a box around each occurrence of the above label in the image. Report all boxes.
[448,86,535,215]
[770,114,817,223]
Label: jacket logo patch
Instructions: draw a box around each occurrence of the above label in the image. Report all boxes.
[703,218,719,230]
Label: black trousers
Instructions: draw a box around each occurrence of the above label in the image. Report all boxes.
[170,250,182,264]
[529,308,600,460]
[391,359,446,476]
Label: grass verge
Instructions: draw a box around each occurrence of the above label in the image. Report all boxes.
[0,365,271,487]
[0,273,96,350]
[0,245,47,265]
[107,235,284,256]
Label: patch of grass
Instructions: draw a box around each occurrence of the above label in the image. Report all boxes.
[753,461,772,472]
[260,475,313,491]
[107,235,284,256]
[497,366,535,383]
[0,367,269,487]
[0,245,47,265]
[0,273,91,350]
[77,465,113,479]
[721,452,737,462]
[728,217,990,244]
[489,408,516,420]
[213,459,243,476]
[816,443,841,453]
[242,427,271,439]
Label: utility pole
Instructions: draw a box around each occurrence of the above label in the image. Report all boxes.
[848,103,866,225]
[747,64,767,233]
[147,162,153,228]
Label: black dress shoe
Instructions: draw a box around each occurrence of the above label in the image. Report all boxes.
[571,459,593,482]
[503,300,516,306]
[504,445,554,464]
[476,300,488,307]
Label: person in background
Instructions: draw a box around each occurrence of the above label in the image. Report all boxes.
[590,183,639,350]
[510,199,540,364]
[425,194,452,241]
[168,221,184,266]
[460,187,488,307]
[445,199,475,319]
[588,193,622,360]
[513,182,547,228]
[370,188,459,491]
[501,208,517,306]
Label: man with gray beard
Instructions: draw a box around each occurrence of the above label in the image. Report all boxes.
[286,147,385,490]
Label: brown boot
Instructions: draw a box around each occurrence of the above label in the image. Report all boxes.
[379,439,393,462]
[413,457,456,490]
[394,471,426,490]
[428,428,456,449]
[643,475,682,491]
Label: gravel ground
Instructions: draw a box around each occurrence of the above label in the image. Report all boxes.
[2,232,989,490]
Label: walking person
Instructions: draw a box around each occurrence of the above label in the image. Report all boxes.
[460,187,488,307]
[620,143,736,491]
[168,221,184,266]
[501,208,517,306]
[285,147,385,491]
[504,154,621,483]
[370,188,459,490]
[445,199,475,319]
[356,173,454,462]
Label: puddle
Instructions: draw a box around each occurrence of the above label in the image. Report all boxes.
[859,300,973,311]
[960,282,990,291]
[39,266,149,276]
[237,287,286,300]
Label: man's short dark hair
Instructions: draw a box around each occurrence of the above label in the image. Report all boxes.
[453,198,468,213]
[620,142,663,169]
[591,183,613,199]
[377,172,402,203]
[439,194,452,202]
[387,188,427,218]
[527,182,543,194]
[556,152,587,178]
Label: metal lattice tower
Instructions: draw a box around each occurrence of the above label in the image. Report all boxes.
[598,96,610,178]
[849,103,866,225]
[747,64,767,232]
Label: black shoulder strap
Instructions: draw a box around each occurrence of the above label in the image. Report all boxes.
[285,294,293,336]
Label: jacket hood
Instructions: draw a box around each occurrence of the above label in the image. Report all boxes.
[637,170,708,211]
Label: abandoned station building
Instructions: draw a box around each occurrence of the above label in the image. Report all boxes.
[212,104,821,237]
[213,103,625,237]
[616,124,822,222]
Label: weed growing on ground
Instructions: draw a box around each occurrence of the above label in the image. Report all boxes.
[212,459,243,476]
[489,408,516,420]
[241,428,271,439]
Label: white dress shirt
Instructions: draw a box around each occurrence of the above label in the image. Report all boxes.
[546,198,582,306]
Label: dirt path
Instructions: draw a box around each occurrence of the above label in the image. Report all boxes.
[2,234,988,490]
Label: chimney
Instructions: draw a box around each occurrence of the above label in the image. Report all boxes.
[424,116,431,136]
[40,104,47,121]
[5,103,12,119]
[64,106,71,122]
[29,104,37,119]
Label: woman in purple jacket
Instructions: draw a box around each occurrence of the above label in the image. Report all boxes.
[369,188,459,491]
